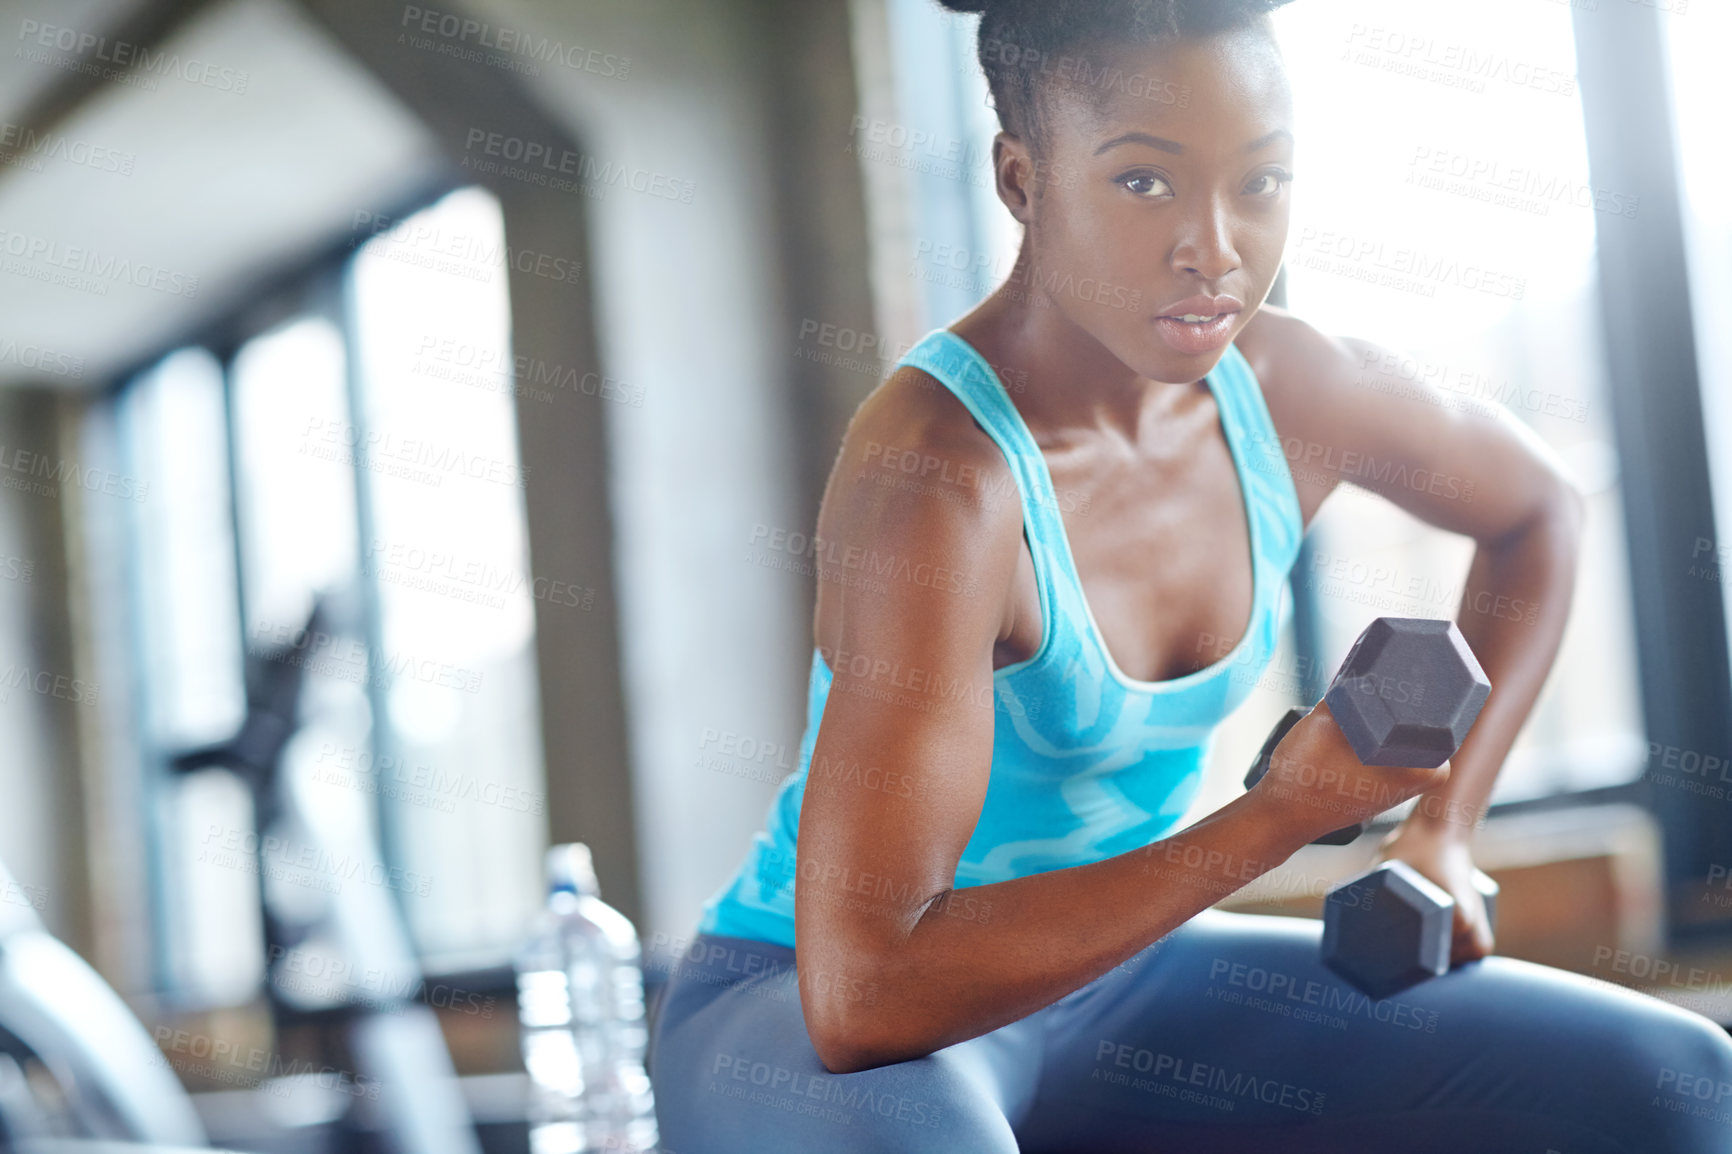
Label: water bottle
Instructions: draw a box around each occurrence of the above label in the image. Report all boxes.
[516,843,659,1154]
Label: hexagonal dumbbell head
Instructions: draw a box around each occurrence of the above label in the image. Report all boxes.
[1322,861,1454,999]
[1473,868,1499,929]
[1324,865,1503,999]
[1323,618,1491,768]
[1243,707,1365,845]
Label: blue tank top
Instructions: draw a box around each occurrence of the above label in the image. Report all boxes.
[698,329,1304,948]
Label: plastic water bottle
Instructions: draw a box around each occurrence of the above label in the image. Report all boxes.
[516,843,659,1154]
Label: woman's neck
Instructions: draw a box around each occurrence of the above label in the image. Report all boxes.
[956,264,1194,449]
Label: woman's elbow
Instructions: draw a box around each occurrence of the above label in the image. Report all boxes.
[1498,473,1586,555]
[1555,471,1588,531]
[805,1001,901,1075]
[801,970,932,1074]
[797,917,928,1073]
[1545,474,1588,568]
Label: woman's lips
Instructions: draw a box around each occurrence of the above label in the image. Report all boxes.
[1152,310,1238,354]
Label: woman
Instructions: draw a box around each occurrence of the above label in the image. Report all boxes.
[650,1,1732,1149]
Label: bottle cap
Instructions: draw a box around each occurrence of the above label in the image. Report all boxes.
[547,842,600,897]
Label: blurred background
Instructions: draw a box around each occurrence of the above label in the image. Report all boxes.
[0,0,1723,1148]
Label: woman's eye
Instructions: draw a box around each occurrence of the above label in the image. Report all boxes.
[1119,173,1172,198]
[1247,171,1294,198]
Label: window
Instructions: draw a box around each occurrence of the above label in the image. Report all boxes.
[122,349,244,752]
[348,187,547,968]
[1270,0,1644,803]
[118,186,548,1004]
[119,348,252,1002]
[1665,1,1732,655]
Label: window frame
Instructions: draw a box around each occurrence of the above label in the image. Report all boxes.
[107,179,466,999]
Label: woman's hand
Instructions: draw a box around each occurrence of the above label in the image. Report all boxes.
[1375,822,1495,965]
[1246,701,1451,847]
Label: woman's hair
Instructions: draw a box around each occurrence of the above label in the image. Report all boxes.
[937,0,1295,149]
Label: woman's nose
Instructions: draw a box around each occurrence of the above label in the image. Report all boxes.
[1171,198,1242,280]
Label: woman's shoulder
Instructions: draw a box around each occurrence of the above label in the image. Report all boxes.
[810,353,1029,661]
[1234,302,1374,397]
[1230,302,1302,395]
[813,357,1027,583]
[845,353,1018,493]
[1230,303,1356,429]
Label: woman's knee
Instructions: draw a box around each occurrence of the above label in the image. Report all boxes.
[803,1051,1021,1152]
[656,1046,1019,1153]
[650,972,1020,1153]
[1618,998,1732,1116]
[1481,966,1732,1152]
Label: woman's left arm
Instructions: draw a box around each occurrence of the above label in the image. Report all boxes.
[1245,305,1589,962]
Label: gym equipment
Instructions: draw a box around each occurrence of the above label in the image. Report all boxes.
[1323,617,1490,765]
[1243,618,1493,844]
[1243,616,1496,999]
[0,857,208,1145]
[0,601,488,1149]
[1323,862,1499,999]
[169,594,482,1154]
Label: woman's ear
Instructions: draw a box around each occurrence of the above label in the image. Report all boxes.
[993,132,1035,225]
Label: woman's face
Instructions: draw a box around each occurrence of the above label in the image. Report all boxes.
[1000,25,1294,384]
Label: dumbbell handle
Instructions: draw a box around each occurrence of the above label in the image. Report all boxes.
[1323,861,1500,996]
[1242,705,1366,845]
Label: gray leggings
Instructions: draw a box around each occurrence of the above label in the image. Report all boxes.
[648,910,1732,1152]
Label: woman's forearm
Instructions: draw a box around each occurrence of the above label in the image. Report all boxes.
[1402,491,1584,841]
[802,791,1308,1073]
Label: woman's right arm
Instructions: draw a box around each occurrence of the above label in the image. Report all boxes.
[794,370,1447,1075]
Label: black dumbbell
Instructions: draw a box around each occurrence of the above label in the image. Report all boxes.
[1323,862,1499,999]
[1243,617,1490,843]
[1241,617,1494,998]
